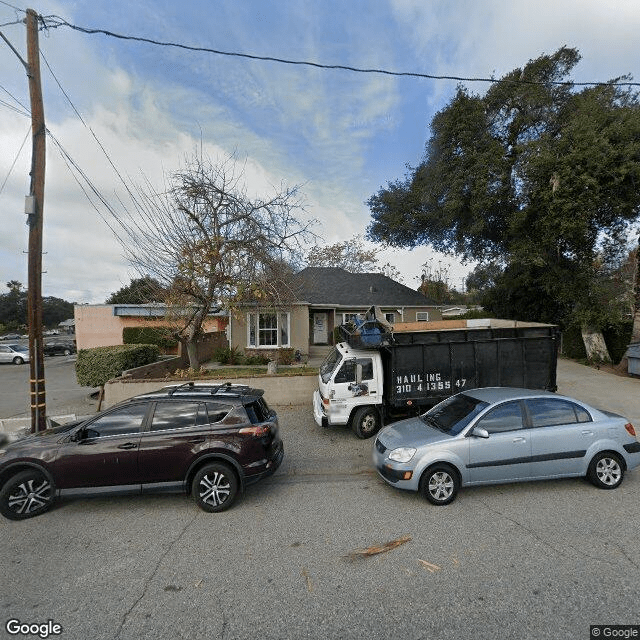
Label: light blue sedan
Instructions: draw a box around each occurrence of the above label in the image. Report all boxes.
[373,388,640,505]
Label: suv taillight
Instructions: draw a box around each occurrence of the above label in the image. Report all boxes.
[239,425,271,437]
[625,423,636,437]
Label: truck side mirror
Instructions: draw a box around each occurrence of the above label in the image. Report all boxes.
[355,363,363,384]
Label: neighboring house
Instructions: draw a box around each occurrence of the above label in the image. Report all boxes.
[441,305,483,318]
[74,304,227,350]
[228,267,442,358]
[58,318,75,334]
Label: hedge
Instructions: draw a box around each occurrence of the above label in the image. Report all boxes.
[122,326,178,350]
[76,344,160,387]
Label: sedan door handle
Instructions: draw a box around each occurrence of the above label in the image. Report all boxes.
[581,430,594,436]
[117,442,138,450]
[512,437,526,443]
[188,437,206,444]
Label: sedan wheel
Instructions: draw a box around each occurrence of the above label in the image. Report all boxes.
[420,464,459,505]
[588,452,624,490]
[0,470,55,520]
[12,356,24,365]
[192,463,238,512]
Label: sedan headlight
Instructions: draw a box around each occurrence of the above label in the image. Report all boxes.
[388,447,416,463]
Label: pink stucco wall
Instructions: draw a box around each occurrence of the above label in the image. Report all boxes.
[74,305,226,350]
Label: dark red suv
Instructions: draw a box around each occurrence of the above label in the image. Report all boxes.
[0,382,284,520]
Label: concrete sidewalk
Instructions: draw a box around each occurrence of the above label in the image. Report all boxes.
[555,357,640,425]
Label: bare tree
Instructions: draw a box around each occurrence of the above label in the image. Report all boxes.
[118,153,316,368]
[306,235,404,282]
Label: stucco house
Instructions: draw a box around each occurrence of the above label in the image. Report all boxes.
[74,304,227,350]
[228,267,442,359]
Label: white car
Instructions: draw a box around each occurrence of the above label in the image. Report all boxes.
[0,344,30,365]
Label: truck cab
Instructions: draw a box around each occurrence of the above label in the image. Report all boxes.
[313,342,384,438]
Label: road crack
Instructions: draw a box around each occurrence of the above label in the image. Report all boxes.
[112,512,199,640]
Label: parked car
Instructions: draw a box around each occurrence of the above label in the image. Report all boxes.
[0,344,30,365]
[373,387,640,505]
[43,341,76,356]
[1,333,22,341]
[0,382,284,520]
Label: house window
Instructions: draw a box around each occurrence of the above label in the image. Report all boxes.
[247,312,290,347]
[342,313,360,325]
[416,312,429,321]
[385,313,395,324]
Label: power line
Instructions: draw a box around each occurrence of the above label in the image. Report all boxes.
[42,14,639,88]
[0,123,29,195]
[0,81,29,113]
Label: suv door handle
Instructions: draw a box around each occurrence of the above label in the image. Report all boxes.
[117,442,138,450]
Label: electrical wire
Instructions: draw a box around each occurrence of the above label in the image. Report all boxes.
[40,14,639,88]
[40,49,145,216]
[0,123,29,195]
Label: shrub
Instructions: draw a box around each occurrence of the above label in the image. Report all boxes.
[122,326,178,350]
[244,353,270,366]
[76,344,160,387]
[277,347,295,365]
[214,345,245,365]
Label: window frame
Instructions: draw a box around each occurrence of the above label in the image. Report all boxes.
[247,311,291,348]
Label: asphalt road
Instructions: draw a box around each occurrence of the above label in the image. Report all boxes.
[0,354,97,421]
[0,360,639,639]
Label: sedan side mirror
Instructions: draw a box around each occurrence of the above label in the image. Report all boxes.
[471,426,490,439]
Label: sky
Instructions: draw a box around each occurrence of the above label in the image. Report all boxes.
[1,0,639,304]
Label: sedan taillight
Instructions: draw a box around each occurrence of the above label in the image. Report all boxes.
[625,423,636,437]
[239,425,271,437]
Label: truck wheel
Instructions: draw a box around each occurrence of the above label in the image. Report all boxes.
[351,407,380,439]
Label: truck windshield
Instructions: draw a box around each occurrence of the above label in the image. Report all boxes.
[320,349,342,384]
[422,394,489,436]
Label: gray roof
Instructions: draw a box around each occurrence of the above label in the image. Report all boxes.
[296,267,436,307]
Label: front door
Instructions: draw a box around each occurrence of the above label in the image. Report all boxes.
[313,313,328,344]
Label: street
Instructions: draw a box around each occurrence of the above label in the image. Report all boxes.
[0,360,639,639]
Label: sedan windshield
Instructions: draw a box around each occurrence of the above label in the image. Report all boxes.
[422,394,489,435]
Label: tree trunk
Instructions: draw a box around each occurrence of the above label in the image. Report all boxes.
[186,339,200,371]
[581,325,612,363]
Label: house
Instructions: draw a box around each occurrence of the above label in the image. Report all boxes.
[228,267,442,358]
[74,304,227,350]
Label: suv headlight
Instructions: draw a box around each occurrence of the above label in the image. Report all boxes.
[388,447,416,463]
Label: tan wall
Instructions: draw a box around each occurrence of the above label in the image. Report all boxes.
[104,374,318,409]
[74,305,226,350]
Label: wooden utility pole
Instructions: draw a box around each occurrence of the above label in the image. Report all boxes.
[25,8,47,433]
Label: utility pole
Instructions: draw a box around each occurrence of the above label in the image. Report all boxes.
[25,8,47,433]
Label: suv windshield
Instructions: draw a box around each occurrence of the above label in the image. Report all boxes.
[320,348,342,384]
[422,394,489,435]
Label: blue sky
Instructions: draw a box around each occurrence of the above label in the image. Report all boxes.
[1,0,639,303]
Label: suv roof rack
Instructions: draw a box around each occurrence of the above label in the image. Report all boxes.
[156,381,264,400]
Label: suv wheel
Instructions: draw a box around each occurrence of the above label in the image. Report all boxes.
[0,470,55,520]
[193,463,238,512]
